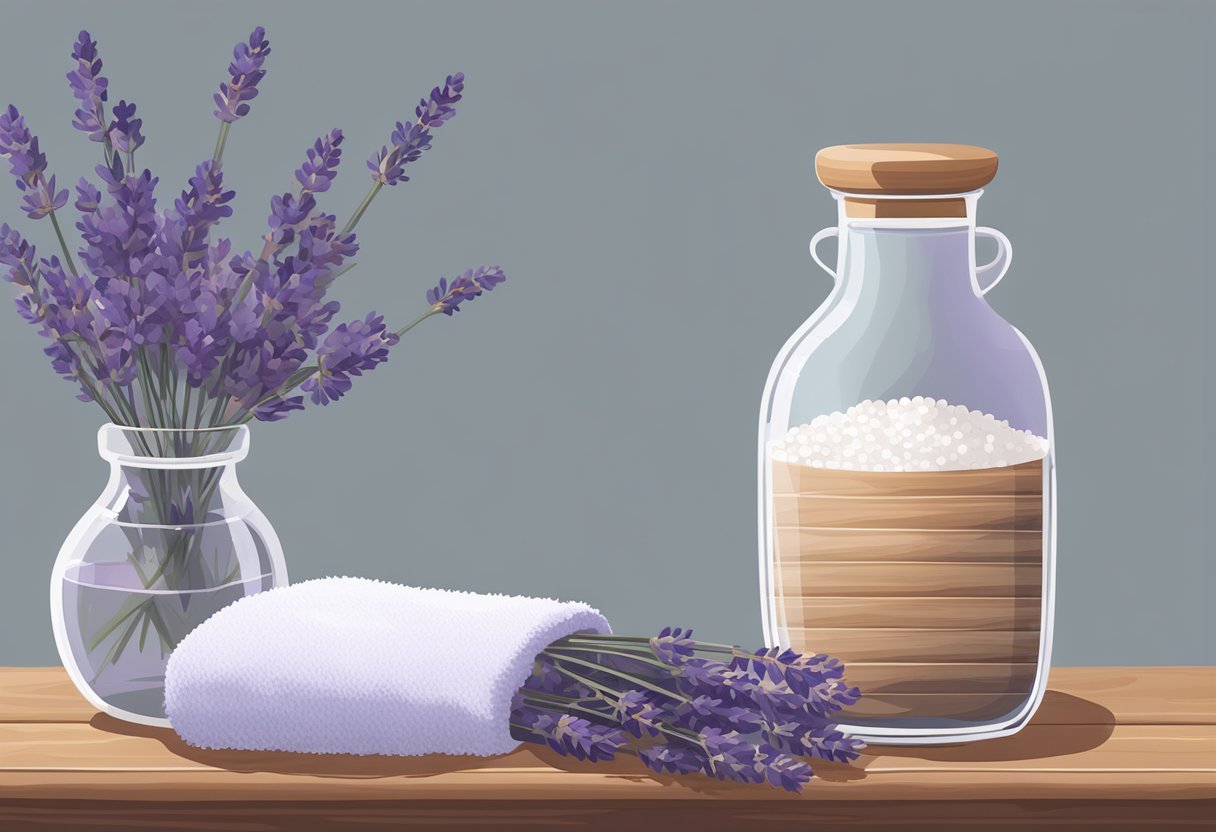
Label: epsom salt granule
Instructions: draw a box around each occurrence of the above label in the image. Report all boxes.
[770,397,1048,472]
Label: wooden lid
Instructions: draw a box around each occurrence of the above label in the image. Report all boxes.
[815,144,999,196]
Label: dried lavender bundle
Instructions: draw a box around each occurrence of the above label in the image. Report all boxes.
[511,628,864,792]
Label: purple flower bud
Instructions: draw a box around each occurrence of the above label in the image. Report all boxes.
[516,711,626,763]
[651,627,696,666]
[164,160,235,261]
[0,106,68,220]
[265,191,317,247]
[107,99,145,154]
[0,106,46,188]
[67,30,109,143]
[294,129,343,194]
[20,175,69,220]
[637,745,706,776]
[426,265,506,315]
[416,72,464,128]
[366,73,463,185]
[755,744,813,792]
[300,312,398,405]
[213,26,271,123]
[0,223,37,290]
[614,690,666,738]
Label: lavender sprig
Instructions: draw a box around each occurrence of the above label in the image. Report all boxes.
[510,629,865,793]
[210,26,271,165]
[0,106,70,222]
[213,26,271,124]
[426,265,507,316]
[67,30,109,146]
[344,72,464,235]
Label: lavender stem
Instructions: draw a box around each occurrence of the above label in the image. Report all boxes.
[547,652,689,704]
[340,181,381,235]
[48,210,79,277]
[212,121,230,164]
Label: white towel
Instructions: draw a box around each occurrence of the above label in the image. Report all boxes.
[164,577,610,756]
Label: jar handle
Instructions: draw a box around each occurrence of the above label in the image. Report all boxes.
[809,227,838,281]
[975,226,1012,295]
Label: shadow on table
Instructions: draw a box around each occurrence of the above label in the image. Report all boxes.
[863,690,1117,764]
[89,713,513,779]
[89,688,1115,787]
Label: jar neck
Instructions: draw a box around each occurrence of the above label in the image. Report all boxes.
[97,424,250,469]
[830,191,986,302]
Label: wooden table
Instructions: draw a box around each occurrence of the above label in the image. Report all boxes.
[1,667,1212,830]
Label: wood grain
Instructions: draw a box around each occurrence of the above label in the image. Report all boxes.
[776,562,1043,597]
[790,628,1041,664]
[0,723,1211,801]
[775,596,1043,630]
[838,663,1039,694]
[814,143,1000,195]
[0,668,1212,828]
[772,493,1043,530]
[771,459,1044,497]
[775,526,1043,563]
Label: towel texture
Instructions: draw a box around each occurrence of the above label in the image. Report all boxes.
[164,577,610,756]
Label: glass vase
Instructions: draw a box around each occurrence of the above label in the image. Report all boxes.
[50,425,287,726]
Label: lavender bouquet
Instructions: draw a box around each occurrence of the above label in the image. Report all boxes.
[512,629,864,792]
[1,28,501,430]
[0,28,503,702]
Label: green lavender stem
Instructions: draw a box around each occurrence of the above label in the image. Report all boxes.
[341,181,382,235]
[48,210,79,277]
[212,122,231,165]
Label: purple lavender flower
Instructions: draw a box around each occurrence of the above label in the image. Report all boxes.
[0,106,69,220]
[650,627,696,666]
[265,192,317,248]
[680,695,765,733]
[107,100,145,155]
[700,727,764,784]
[416,73,464,127]
[300,312,398,405]
[0,106,46,188]
[518,711,626,763]
[213,26,271,123]
[259,131,343,255]
[614,690,666,738]
[160,161,235,264]
[366,73,463,186]
[0,223,38,291]
[637,745,704,776]
[756,744,814,793]
[776,724,864,764]
[511,628,863,793]
[4,29,502,432]
[426,265,506,315]
[76,168,159,285]
[521,659,593,699]
[295,129,343,194]
[368,122,431,187]
[67,31,109,143]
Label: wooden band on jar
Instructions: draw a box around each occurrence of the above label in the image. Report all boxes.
[843,196,969,218]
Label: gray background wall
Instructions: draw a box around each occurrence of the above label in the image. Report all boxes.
[0,0,1210,665]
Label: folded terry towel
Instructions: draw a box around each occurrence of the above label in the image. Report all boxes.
[164,577,610,756]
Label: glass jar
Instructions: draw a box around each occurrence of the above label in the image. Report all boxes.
[757,144,1055,745]
[50,425,287,726]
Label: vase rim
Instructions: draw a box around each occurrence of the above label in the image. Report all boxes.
[97,423,250,469]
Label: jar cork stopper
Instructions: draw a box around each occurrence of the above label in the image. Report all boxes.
[815,143,998,218]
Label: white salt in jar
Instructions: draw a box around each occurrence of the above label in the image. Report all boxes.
[757,144,1055,745]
